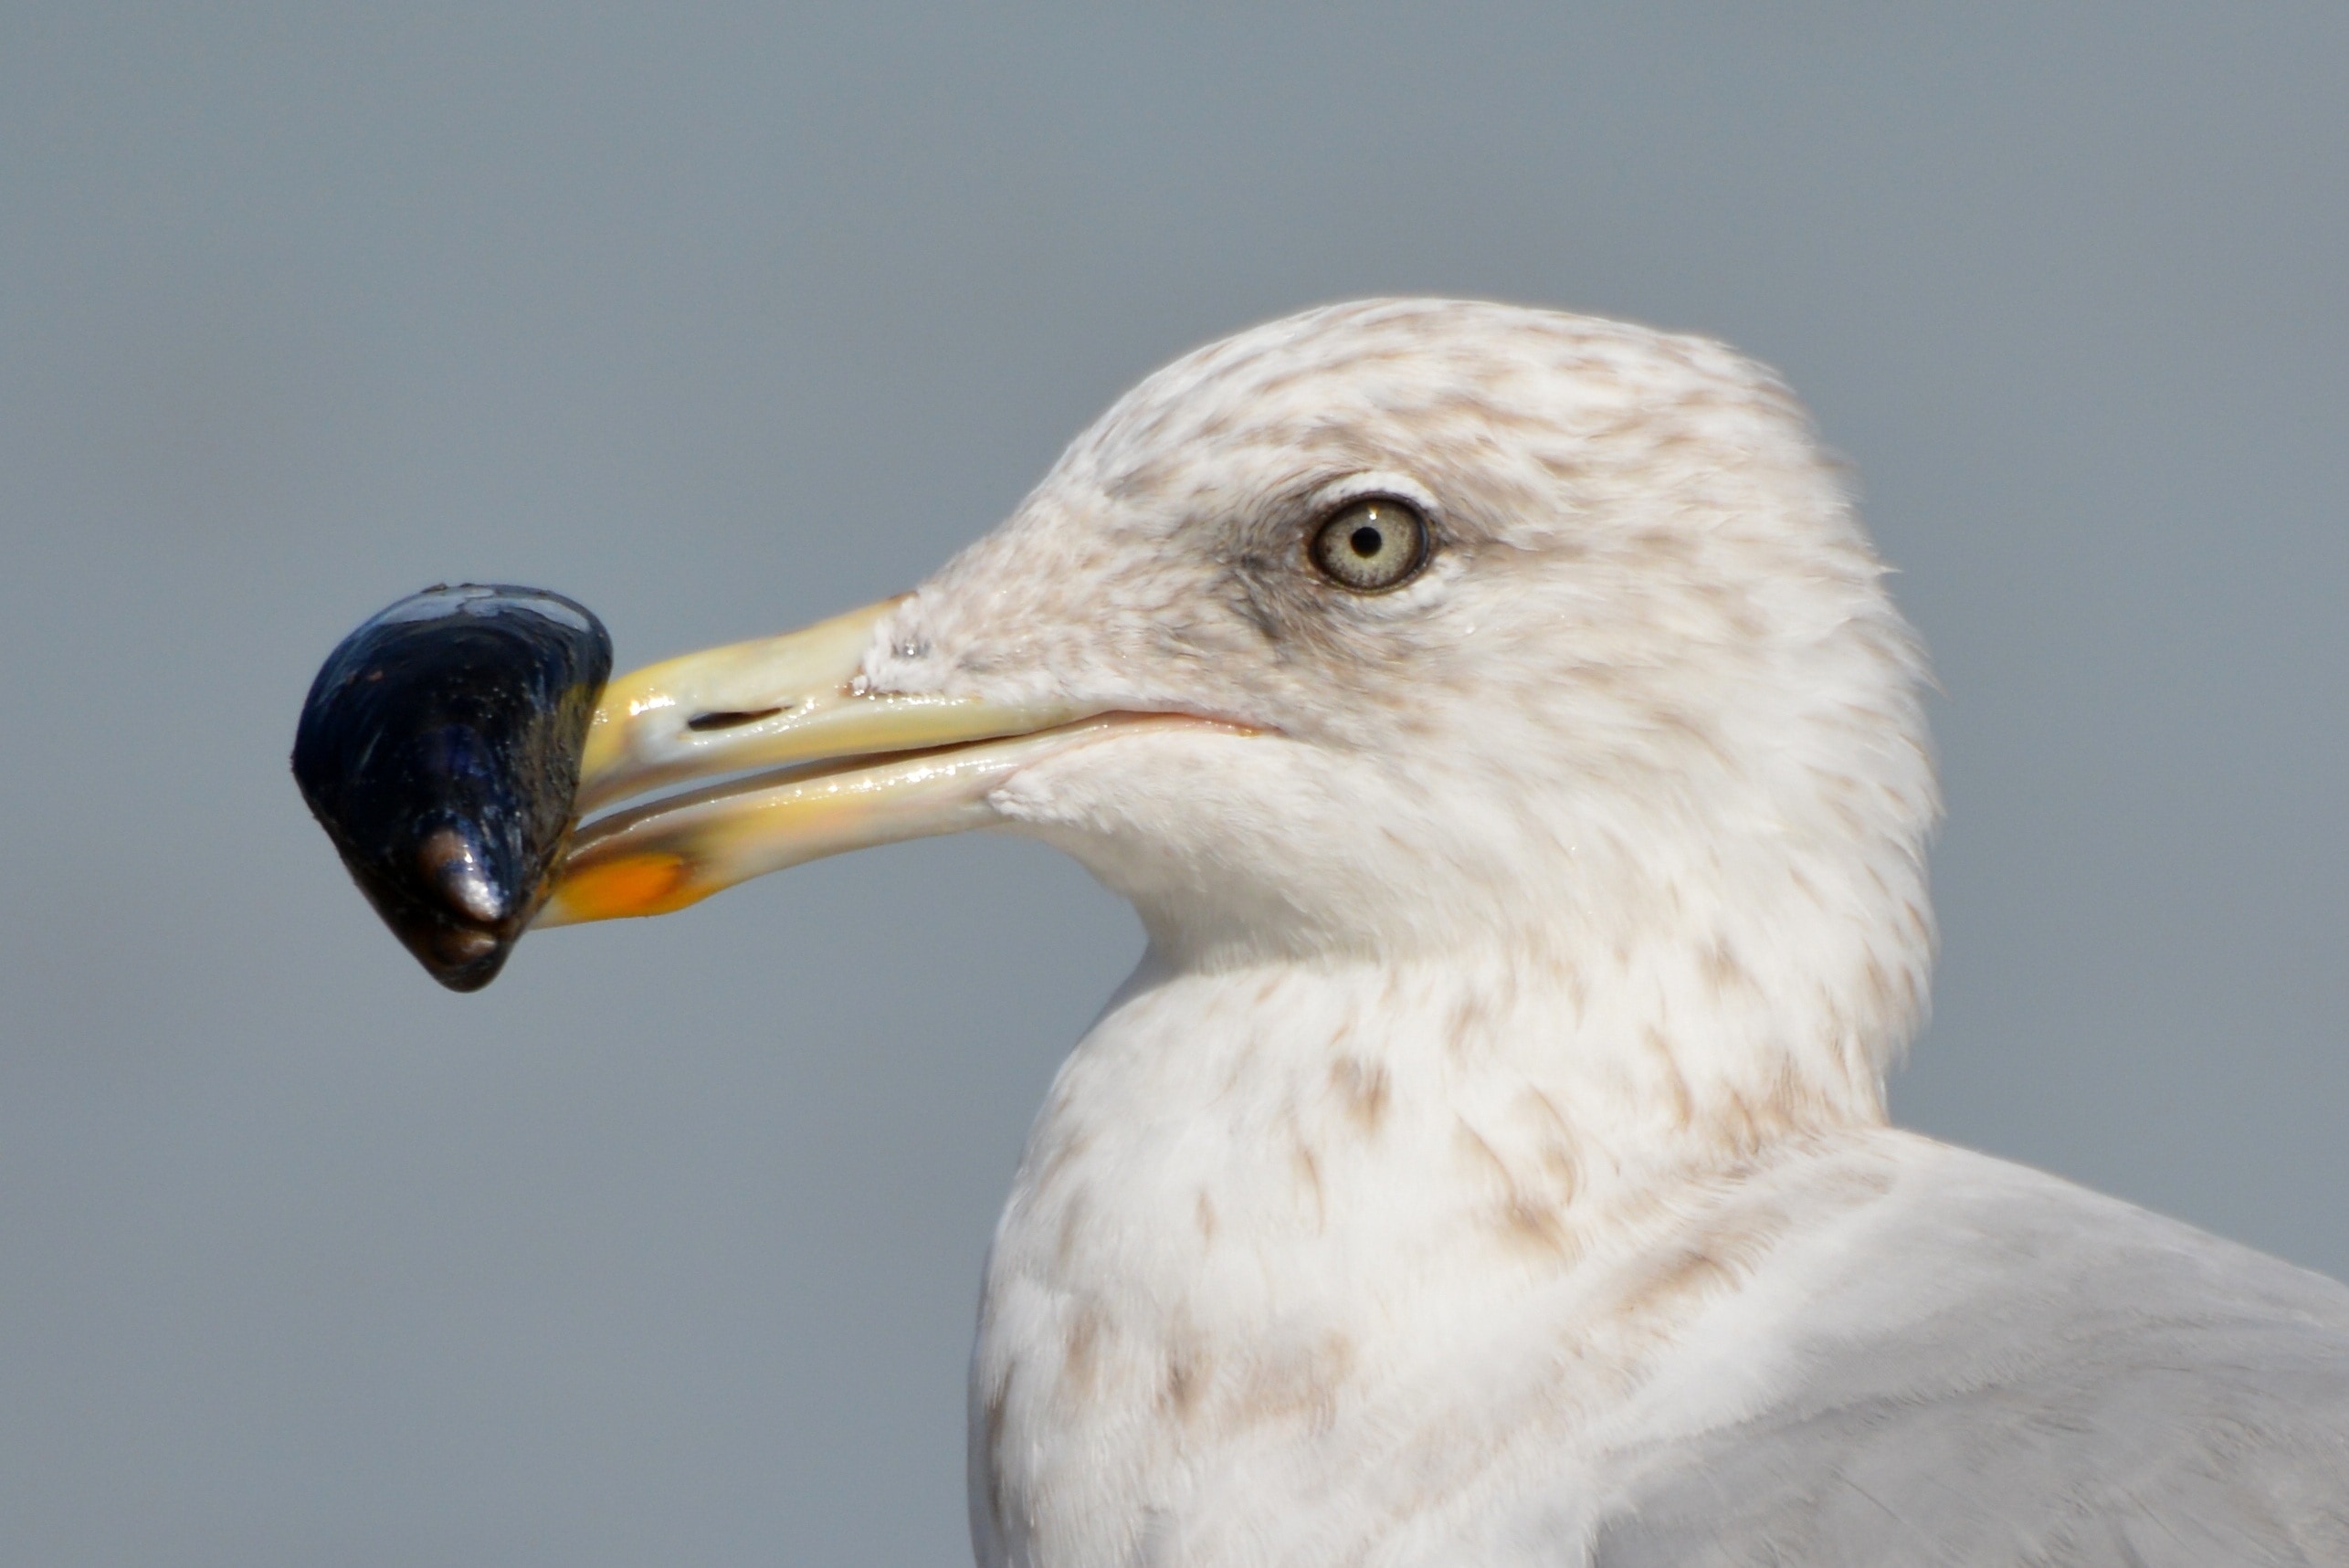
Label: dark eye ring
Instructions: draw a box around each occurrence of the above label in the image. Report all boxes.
[1307,497,1430,593]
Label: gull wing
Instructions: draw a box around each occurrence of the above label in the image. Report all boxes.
[1590,1147,2349,1566]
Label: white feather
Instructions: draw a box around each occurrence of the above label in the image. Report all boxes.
[847,300,2348,1566]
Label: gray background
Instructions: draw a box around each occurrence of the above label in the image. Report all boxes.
[3,5,2344,1563]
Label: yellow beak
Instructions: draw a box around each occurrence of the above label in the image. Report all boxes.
[537,599,1217,927]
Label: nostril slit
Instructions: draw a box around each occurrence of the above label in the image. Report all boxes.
[686,706,787,731]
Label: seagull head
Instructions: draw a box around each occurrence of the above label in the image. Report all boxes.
[551,300,1937,1115]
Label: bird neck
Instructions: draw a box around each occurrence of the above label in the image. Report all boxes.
[1090,752,1933,1156]
[1048,928,1892,1232]
[995,923,1908,1357]
[973,930,1908,1564]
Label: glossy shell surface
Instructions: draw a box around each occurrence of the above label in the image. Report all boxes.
[292,584,612,990]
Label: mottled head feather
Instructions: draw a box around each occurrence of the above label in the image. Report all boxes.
[867,298,1937,1117]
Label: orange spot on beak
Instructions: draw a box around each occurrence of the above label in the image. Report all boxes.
[553,852,702,921]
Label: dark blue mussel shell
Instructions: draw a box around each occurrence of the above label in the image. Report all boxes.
[292,585,612,991]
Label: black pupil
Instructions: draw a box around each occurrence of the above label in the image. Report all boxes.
[1349,524,1384,558]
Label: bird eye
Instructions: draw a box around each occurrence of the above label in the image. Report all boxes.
[1308,497,1429,593]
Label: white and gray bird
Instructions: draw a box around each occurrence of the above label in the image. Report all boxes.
[538,299,2349,1565]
